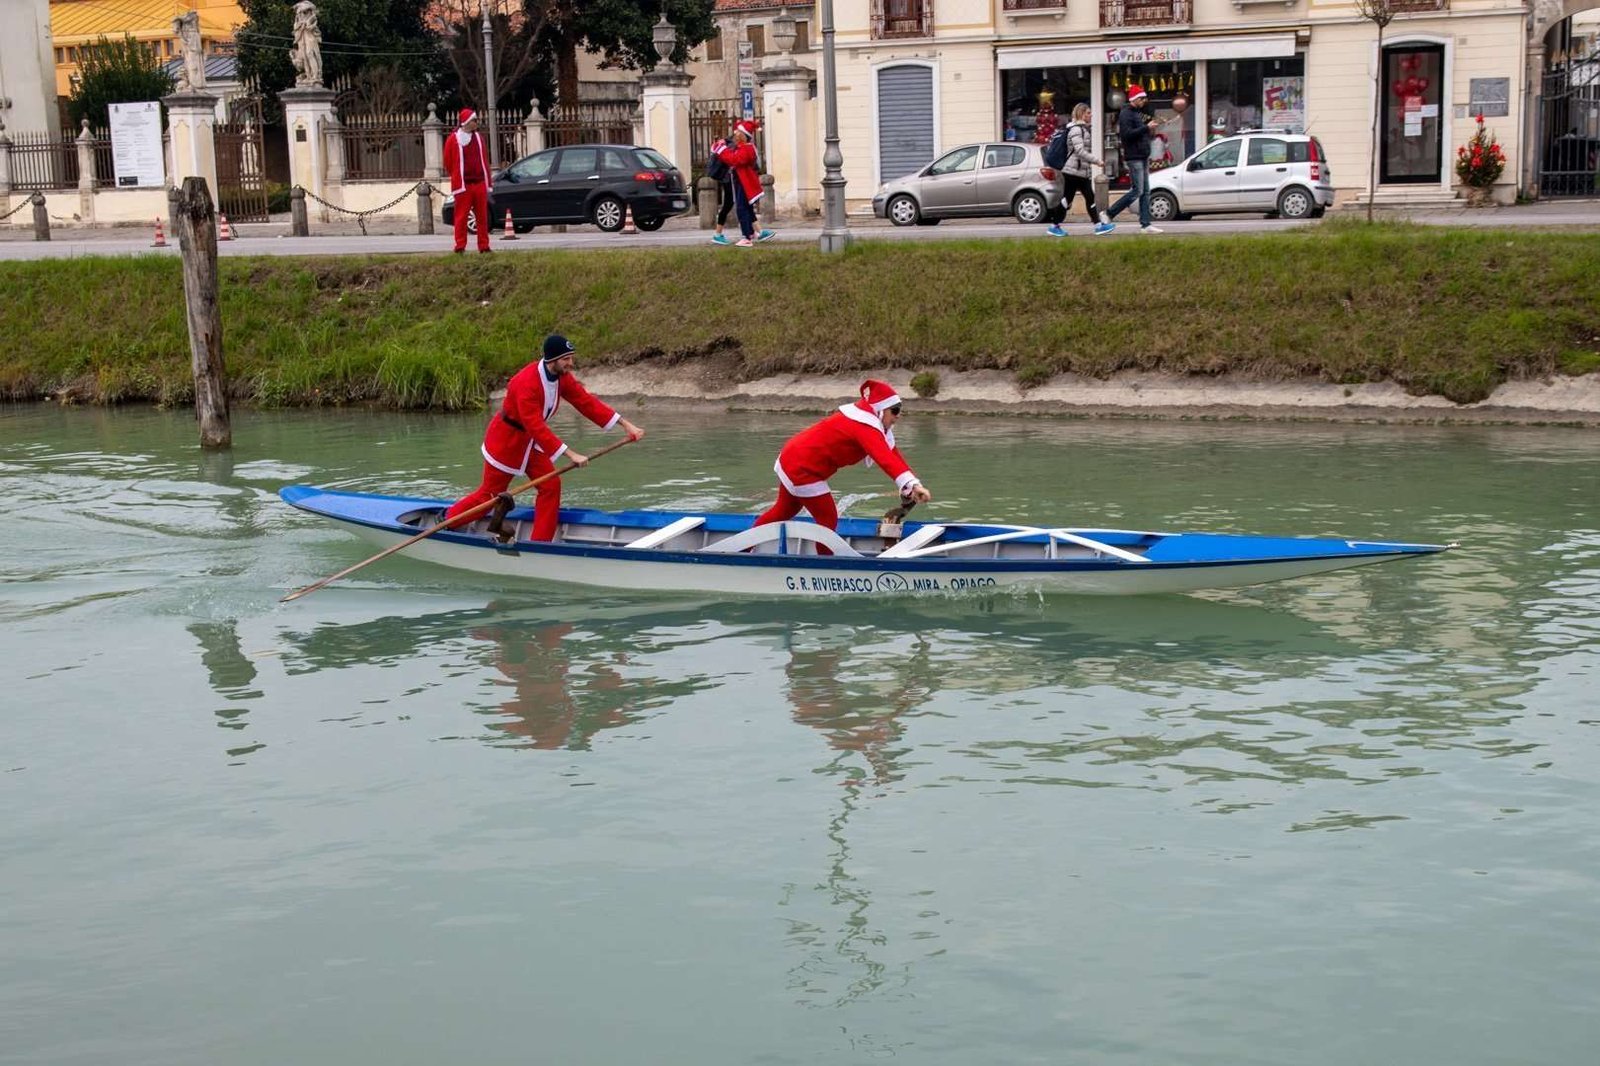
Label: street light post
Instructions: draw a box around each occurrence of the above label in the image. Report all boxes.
[818,0,850,253]
[482,4,499,170]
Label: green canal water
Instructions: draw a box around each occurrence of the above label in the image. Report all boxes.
[3,404,1598,1065]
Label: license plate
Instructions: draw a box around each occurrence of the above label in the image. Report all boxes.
[672,199,686,209]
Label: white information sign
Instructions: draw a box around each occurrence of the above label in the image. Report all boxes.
[108,101,165,188]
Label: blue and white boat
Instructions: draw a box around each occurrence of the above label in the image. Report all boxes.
[280,485,1452,598]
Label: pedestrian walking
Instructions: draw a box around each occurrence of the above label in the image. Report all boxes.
[1046,103,1116,237]
[706,133,739,245]
[1103,85,1165,235]
[711,119,775,247]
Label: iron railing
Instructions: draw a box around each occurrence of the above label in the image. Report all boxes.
[872,0,933,39]
[1099,0,1191,28]
[4,130,116,190]
[539,102,636,149]
[1389,0,1449,12]
[339,113,427,181]
[1003,0,1065,9]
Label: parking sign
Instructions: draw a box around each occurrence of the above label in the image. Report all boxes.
[740,88,754,119]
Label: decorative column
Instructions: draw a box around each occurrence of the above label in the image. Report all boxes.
[422,102,446,182]
[0,124,12,199]
[641,69,694,175]
[280,86,338,223]
[76,118,97,222]
[521,97,545,157]
[163,90,221,202]
[758,62,817,217]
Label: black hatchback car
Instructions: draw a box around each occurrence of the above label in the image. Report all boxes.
[442,143,690,233]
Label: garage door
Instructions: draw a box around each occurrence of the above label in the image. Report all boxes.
[877,64,935,183]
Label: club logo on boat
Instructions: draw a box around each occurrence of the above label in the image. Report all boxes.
[875,573,911,592]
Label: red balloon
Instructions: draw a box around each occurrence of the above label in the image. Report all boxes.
[1415,77,1430,93]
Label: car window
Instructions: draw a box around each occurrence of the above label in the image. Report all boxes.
[599,148,631,173]
[983,145,1025,169]
[1287,141,1313,164]
[1247,138,1289,166]
[555,148,599,175]
[634,148,673,170]
[1191,140,1241,170]
[507,151,555,180]
[928,146,980,175]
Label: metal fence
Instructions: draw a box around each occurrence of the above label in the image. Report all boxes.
[689,97,763,185]
[541,102,636,149]
[5,129,116,191]
[340,113,427,181]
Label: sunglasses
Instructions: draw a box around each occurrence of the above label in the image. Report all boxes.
[886,404,903,416]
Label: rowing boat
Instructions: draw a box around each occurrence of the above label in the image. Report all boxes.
[279,485,1451,597]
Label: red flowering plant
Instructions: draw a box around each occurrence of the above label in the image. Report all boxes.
[1455,114,1506,189]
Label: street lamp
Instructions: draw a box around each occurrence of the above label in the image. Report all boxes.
[652,10,678,68]
[481,3,499,169]
[771,7,797,56]
[818,0,850,253]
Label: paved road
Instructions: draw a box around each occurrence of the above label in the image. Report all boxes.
[2,203,1596,261]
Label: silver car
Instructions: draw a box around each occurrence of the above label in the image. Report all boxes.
[872,142,1064,226]
[1147,131,1334,221]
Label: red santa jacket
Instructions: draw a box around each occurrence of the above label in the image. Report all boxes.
[713,140,763,202]
[443,128,489,196]
[774,404,919,498]
[481,362,619,475]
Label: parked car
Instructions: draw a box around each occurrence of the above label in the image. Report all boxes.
[1146,131,1333,221]
[872,142,1064,226]
[442,143,690,233]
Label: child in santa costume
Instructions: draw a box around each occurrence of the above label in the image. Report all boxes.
[445,334,644,541]
[444,107,491,254]
[755,380,933,542]
[711,119,774,246]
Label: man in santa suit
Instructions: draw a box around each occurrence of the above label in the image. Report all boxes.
[754,380,932,541]
[444,107,492,254]
[445,334,644,541]
[710,119,774,246]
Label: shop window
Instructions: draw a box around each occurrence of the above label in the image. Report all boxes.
[1104,63,1196,185]
[1002,67,1092,144]
[1206,55,1306,139]
[705,30,723,61]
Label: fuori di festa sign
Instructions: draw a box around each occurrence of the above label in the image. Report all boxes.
[1106,45,1182,64]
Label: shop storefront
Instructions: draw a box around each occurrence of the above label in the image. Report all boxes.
[997,34,1303,188]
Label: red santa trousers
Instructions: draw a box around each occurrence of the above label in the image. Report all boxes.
[754,487,840,555]
[444,450,563,542]
[453,182,491,252]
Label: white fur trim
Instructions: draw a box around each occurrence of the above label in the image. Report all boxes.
[603,413,621,431]
[837,403,896,450]
[481,442,528,477]
[548,443,569,462]
[895,471,920,493]
[455,128,473,147]
[775,458,831,498]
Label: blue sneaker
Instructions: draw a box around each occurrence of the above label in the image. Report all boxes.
[756,229,776,242]
[1045,224,1067,238]
[1094,222,1116,236]
[711,233,731,245]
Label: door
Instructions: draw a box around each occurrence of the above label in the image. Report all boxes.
[498,149,556,220]
[918,145,981,214]
[975,144,1027,209]
[1240,136,1292,210]
[549,147,603,219]
[1381,44,1444,185]
[878,64,935,182]
[1179,138,1242,209]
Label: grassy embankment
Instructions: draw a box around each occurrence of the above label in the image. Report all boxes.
[3,221,1598,409]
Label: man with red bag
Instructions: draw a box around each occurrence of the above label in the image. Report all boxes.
[444,108,492,254]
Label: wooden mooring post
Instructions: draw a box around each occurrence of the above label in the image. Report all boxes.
[174,177,231,449]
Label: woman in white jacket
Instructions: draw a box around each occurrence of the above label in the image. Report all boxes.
[1047,104,1116,237]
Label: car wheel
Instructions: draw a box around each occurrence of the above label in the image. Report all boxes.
[592,195,625,232]
[1149,190,1179,223]
[1013,191,1048,224]
[886,194,920,226]
[635,215,665,231]
[1277,186,1315,220]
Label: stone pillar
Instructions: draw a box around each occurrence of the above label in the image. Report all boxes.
[76,118,96,223]
[631,104,645,150]
[641,69,694,175]
[758,61,818,217]
[522,97,545,157]
[163,91,221,202]
[0,127,13,198]
[422,103,445,181]
[280,87,338,223]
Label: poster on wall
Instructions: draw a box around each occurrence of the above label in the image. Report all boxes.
[108,101,165,188]
[1261,76,1305,131]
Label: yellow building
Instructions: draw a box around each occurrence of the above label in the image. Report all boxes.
[50,0,244,98]
[815,0,1534,207]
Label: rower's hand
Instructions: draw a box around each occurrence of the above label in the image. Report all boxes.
[620,419,645,442]
[908,484,932,504]
[567,449,589,467]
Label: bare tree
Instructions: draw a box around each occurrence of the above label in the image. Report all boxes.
[429,0,574,113]
[1355,0,1395,223]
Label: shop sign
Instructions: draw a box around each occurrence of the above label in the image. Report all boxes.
[1105,45,1181,64]
[1262,76,1305,131]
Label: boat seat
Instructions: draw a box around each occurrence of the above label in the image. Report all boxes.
[877,524,947,560]
[703,521,862,557]
[623,516,706,550]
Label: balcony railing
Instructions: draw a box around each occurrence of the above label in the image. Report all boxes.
[1003,0,1066,10]
[1099,0,1192,28]
[1389,0,1449,11]
[872,0,933,39]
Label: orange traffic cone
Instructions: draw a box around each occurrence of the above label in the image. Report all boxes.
[621,204,637,235]
[218,212,234,241]
[151,217,167,248]
[501,211,519,241]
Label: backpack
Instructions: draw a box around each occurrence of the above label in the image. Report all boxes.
[705,140,731,182]
[1042,126,1070,170]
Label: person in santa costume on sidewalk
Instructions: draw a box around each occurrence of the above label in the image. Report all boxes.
[445,334,644,542]
[444,107,492,254]
[754,380,932,544]
[710,119,774,247]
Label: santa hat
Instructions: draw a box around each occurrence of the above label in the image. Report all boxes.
[1126,84,1148,103]
[734,118,761,140]
[458,108,476,126]
[854,379,902,416]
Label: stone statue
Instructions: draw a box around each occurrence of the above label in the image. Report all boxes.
[291,1,324,88]
[172,10,206,92]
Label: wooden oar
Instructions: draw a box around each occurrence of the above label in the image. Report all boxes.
[280,437,635,604]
